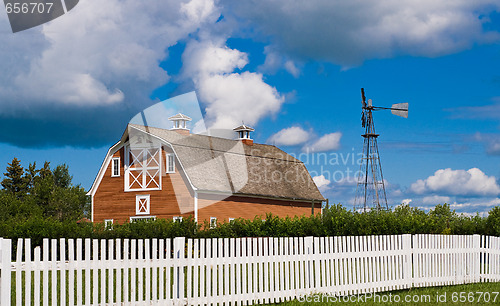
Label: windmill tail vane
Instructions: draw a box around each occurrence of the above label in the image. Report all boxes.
[354,88,409,212]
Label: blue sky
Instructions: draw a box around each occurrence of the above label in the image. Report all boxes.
[1,0,500,214]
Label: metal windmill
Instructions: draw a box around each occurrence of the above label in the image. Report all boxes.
[354,88,409,211]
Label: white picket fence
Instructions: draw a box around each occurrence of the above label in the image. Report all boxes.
[0,234,499,305]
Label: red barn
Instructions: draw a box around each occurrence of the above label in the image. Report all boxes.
[87,114,324,225]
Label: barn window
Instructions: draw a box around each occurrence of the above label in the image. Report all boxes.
[228,218,235,223]
[125,146,161,191]
[130,216,156,222]
[136,194,150,215]
[104,219,113,230]
[210,217,217,228]
[111,157,120,177]
[173,216,183,222]
[166,153,175,173]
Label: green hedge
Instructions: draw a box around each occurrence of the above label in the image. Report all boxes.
[0,204,498,246]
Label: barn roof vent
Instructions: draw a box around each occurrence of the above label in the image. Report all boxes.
[168,113,192,135]
[233,124,254,145]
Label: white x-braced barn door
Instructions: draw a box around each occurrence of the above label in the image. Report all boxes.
[125,147,162,191]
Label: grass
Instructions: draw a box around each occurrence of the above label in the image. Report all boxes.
[272,282,500,305]
[10,267,179,305]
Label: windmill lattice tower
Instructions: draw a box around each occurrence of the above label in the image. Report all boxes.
[354,88,408,211]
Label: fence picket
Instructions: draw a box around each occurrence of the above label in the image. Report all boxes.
[283,237,289,299]
[145,239,151,302]
[116,239,122,304]
[92,239,98,305]
[15,239,22,306]
[223,237,229,303]
[1,239,12,306]
[199,238,205,300]
[271,237,277,303]
[99,239,106,304]
[34,246,40,306]
[138,239,143,302]
[242,238,248,302]
[262,237,268,303]
[76,239,83,306]
[123,239,130,303]
[106,239,114,304]
[234,238,240,304]
[165,238,172,301]
[51,239,57,306]
[151,238,157,302]
[84,238,90,305]
[42,239,48,306]
[68,239,75,306]
[59,239,66,306]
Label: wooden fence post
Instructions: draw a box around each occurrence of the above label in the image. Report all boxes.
[473,234,480,283]
[173,237,185,302]
[402,234,412,289]
[0,238,12,306]
[304,236,313,295]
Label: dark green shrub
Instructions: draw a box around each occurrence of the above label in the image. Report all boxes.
[0,204,498,245]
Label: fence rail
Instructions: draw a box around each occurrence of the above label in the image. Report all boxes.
[0,234,499,305]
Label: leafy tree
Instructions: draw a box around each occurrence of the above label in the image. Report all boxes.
[486,206,500,236]
[429,203,455,234]
[53,164,72,188]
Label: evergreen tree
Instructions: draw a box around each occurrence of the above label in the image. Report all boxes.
[1,159,89,222]
[24,162,38,191]
[1,157,27,196]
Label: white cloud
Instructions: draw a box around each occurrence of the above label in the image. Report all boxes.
[303,132,342,152]
[449,198,500,209]
[182,39,248,76]
[313,175,331,192]
[182,39,285,129]
[402,199,413,205]
[267,126,310,146]
[422,195,451,205]
[223,0,500,65]
[472,132,500,156]
[284,60,300,78]
[0,0,219,110]
[410,168,500,196]
[487,141,500,155]
[258,46,301,77]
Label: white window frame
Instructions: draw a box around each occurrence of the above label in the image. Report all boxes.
[104,219,113,230]
[228,218,235,223]
[130,216,156,222]
[166,153,175,173]
[124,146,162,191]
[136,194,150,215]
[210,217,217,228]
[111,157,120,177]
[173,216,183,222]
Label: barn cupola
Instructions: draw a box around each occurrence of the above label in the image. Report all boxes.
[233,124,255,146]
[168,113,192,136]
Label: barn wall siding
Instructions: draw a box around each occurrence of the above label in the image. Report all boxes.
[197,195,321,223]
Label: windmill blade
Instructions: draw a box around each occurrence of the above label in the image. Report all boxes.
[391,102,409,118]
[361,88,366,108]
[368,99,372,107]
